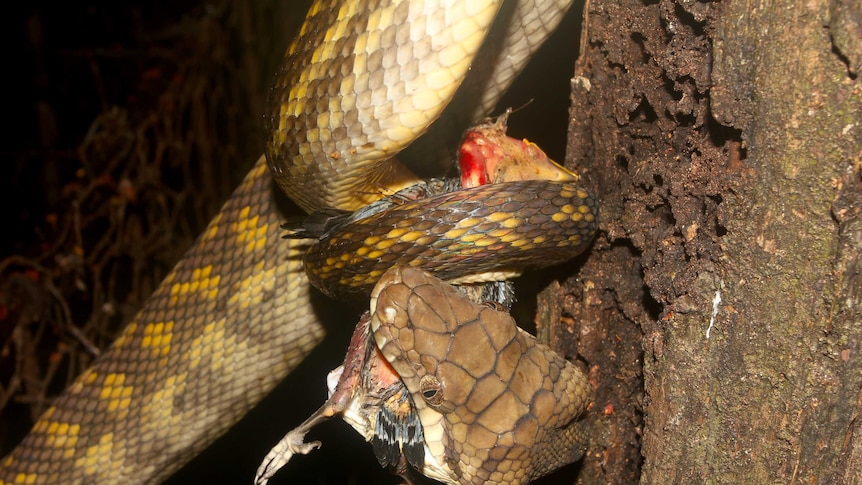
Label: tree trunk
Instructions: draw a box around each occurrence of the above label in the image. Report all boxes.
[563,0,862,482]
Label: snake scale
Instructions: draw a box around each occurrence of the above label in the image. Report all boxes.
[0,1,594,483]
[369,267,591,484]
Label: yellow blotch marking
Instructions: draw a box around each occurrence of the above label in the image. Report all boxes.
[364,235,383,246]
[577,189,589,199]
[32,417,51,435]
[487,212,512,222]
[201,212,223,241]
[473,237,498,247]
[229,206,252,235]
[460,233,486,243]
[138,373,189,435]
[226,262,276,311]
[444,228,468,240]
[560,204,577,214]
[579,204,591,213]
[366,250,384,260]
[10,473,37,484]
[336,4,351,22]
[98,373,134,412]
[194,265,211,279]
[169,265,220,304]
[247,222,269,254]
[76,432,114,475]
[570,213,583,222]
[552,212,569,223]
[352,38,368,65]
[375,238,397,250]
[68,369,99,394]
[44,422,81,449]
[499,233,521,243]
[456,217,483,229]
[102,373,122,388]
[304,1,321,27]
[317,30,338,63]
[386,227,410,239]
[112,322,136,349]
[202,223,220,241]
[176,314,253,399]
[501,218,523,229]
[249,158,268,180]
[399,231,424,242]
[239,205,252,221]
[533,236,546,244]
[141,321,174,357]
[229,206,269,255]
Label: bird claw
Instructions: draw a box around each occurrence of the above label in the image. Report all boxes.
[254,426,323,485]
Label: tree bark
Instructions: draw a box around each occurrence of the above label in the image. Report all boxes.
[564,0,862,482]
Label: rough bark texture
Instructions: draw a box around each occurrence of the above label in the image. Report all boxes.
[5,1,860,483]
[563,0,862,482]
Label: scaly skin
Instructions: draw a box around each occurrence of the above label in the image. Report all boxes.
[0,1,583,483]
[370,267,591,484]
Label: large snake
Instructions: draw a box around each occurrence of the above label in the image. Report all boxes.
[0,1,592,483]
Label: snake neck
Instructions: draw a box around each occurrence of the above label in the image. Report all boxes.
[269,154,424,214]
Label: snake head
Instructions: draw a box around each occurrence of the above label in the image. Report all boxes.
[369,266,591,485]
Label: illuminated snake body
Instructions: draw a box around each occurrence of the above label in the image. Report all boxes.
[0,1,592,483]
[370,267,591,484]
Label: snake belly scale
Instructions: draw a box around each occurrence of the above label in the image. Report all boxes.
[0,1,587,483]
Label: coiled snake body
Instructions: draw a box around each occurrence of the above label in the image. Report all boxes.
[0,1,594,483]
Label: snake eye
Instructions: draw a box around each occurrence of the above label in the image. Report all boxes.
[419,375,443,406]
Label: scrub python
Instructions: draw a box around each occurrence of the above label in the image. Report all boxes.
[0,0,597,483]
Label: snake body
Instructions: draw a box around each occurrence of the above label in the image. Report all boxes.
[0,1,587,483]
[305,180,596,299]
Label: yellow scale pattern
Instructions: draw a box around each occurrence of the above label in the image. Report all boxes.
[266,0,503,213]
[1,0,585,482]
[304,180,598,299]
[0,157,326,483]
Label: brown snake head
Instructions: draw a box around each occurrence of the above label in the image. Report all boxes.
[370,266,592,485]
